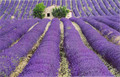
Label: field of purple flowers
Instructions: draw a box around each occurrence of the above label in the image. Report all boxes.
[0,0,120,77]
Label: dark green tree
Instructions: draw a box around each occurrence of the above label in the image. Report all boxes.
[52,6,69,18]
[32,2,46,19]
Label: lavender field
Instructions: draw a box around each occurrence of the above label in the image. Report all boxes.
[0,0,120,77]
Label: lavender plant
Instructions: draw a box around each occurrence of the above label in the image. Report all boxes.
[19,18,60,77]
[61,18,113,76]
[0,19,50,77]
[70,17,120,71]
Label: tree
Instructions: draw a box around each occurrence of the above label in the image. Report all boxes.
[52,6,69,18]
[32,2,46,19]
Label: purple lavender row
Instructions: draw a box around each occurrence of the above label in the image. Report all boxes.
[0,1,9,17]
[29,0,38,17]
[0,20,26,36]
[67,0,75,17]
[0,0,5,10]
[85,0,99,16]
[14,1,24,19]
[72,0,80,17]
[5,0,16,19]
[67,0,71,10]
[23,12,29,19]
[70,17,120,71]
[107,0,120,14]
[77,0,87,17]
[14,10,19,19]
[23,1,33,19]
[2,1,16,19]
[27,0,35,18]
[83,17,120,45]
[16,0,24,10]
[47,0,52,7]
[38,0,43,3]
[61,18,112,76]
[3,1,16,19]
[96,0,111,15]
[73,8,80,17]
[81,0,93,16]
[0,20,11,27]
[32,0,38,8]
[27,1,33,7]
[0,0,5,11]
[0,0,4,5]
[0,19,39,51]
[102,0,118,15]
[71,0,76,9]
[62,0,66,6]
[8,1,19,19]
[106,16,120,22]
[91,0,106,16]
[114,0,120,8]
[57,0,60,6]
[18,1,29,19]
[24,0,34,19]
[43,0,47,6]
[93,17,120,32]
[0,19,50,77]
[19,18,60,77]
[52,0,56,5]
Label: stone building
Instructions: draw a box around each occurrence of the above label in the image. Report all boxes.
[43,4,72,19]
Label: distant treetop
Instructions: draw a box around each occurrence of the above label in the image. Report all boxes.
[32,2,46,19]
[52,6,69,18]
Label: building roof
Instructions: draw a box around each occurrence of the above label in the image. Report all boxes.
[45,5,72,12]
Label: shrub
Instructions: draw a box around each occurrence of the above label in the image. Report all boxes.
[52,6,69,18]
[32,2,46,19]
